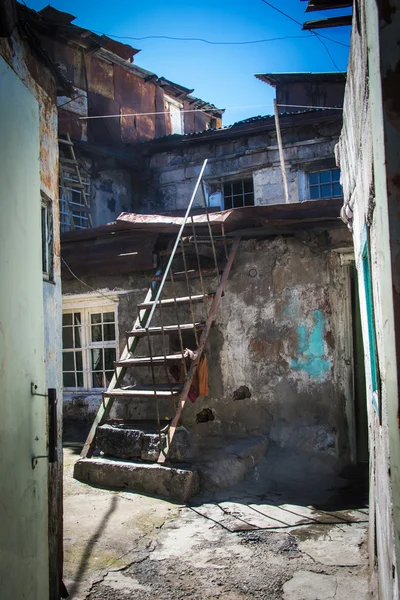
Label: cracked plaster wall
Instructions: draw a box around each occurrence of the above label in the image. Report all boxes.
[63,231,353,470]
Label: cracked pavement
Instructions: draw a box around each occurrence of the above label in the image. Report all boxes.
[63,446,371,600]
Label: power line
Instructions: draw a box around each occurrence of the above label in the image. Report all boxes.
[58,103,343,122]
[259,0,350,48]
[92,30,316,46]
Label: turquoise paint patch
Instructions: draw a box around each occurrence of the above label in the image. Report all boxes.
[291,309,331,379]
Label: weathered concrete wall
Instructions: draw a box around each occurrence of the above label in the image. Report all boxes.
[336,0,400,596]
[136,120,341,213]
[63,229,354,471]
[91,167,133,225]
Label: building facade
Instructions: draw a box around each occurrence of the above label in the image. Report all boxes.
[336,0,400,597]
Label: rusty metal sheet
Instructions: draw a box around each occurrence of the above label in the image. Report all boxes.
[115,198,344,233]
[58,107,87,142]
[88,91,120,144]
[155,86,167,137]
[87,54,114,99]
[114,65,154,112]
[120,106,138,143]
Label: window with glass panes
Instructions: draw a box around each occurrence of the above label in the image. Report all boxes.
[223,179,254,209]
[62,306,117,390]
[308,169,342,199]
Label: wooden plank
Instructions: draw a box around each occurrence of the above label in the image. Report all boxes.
[302,15,352,29]
[126,322,204,337]
[152,268,222,281]
[138,293,215,310]
[116,353,185,367]
[158,236,240,464]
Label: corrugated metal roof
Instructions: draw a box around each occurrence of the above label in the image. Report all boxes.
[255,72,347,87]
[132,108,342,149]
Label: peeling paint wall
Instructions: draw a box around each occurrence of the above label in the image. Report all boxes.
[62,229,354,471]
[136,119,342,214]
[0,27,61,600]
[336,0,400,596]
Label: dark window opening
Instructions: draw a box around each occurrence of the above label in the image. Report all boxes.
[41,194,54,281]
[223,178,254,209]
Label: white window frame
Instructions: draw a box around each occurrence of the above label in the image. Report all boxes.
[62,294,119,392]
[164,94,184,135]
[59,172,91,232]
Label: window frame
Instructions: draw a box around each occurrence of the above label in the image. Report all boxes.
[59,171,91,232]
[164,94,184,135]
[41,192,54,282]
[62,295,119,392]
[308,168,342,200]
[222,177,255,210]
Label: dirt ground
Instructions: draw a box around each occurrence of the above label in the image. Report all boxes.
[63,443,370,600]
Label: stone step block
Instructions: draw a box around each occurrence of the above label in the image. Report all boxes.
[97,423,191,462]
[74,457,200,502]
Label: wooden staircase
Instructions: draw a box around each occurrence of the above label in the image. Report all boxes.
[78,159,240,480]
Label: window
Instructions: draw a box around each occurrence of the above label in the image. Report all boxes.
[164,95,184,135]
[41,193,53,281]
[59,173,91,232]
[62,304,117,390]
[223,179,254,209]
[308,169,342,199]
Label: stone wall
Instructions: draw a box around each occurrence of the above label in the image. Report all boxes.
[134,118,342,214]
[63,228,354,471]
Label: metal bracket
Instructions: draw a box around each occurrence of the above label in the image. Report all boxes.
[31,382,47,397]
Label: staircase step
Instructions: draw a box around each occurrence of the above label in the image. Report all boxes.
[116,353,185,367]
[127,322,204,337]
[138,293,215,310]
[74,457,200,502]
[152,268,221,281]
[103,384,183,399]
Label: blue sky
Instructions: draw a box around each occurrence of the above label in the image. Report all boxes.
[25,0,351,125]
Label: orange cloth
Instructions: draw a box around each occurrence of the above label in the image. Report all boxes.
[194,354,209,398]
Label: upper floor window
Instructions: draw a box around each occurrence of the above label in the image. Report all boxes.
[308,168,342,199]
[223,178,254,209]
[59,173,91,232]
[62,301,117,390]
[164,95,184,135]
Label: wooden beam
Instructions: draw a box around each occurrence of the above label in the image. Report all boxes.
[306,1,352,11]
[303,15,352,29]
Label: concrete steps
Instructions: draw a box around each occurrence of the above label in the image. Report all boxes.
[74,458,200,503]
[73,423,268,502]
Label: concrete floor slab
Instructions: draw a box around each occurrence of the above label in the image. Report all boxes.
[63,445,370,600]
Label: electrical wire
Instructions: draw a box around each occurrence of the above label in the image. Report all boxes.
[91,30,316,46]
[259,0,349,76]
[61,257,119,302]
[58,102,343,122]
[259,0,350,48]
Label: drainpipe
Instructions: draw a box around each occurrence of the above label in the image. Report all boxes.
[273,98,290,204]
